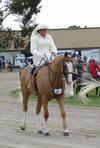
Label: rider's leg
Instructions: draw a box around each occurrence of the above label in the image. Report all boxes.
[30,65,36,75]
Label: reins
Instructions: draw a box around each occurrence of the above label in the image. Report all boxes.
[47,63,64,97]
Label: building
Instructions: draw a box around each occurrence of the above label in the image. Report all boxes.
[0,30,28,64]
[49,27,100,62]
[49,27,100,50]
[1,27,100,63]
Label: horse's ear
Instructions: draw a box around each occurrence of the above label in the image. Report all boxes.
[64,52,68,57]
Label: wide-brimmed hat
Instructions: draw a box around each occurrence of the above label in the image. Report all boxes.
[33,24,49,35]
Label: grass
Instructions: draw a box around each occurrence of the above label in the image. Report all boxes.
[10,88,100,107]
[10,88,21,97]
[64,95,100,107]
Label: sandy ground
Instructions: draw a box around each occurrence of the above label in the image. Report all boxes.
[0,72,100,148]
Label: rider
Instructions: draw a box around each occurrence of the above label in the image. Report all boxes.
[30,24,57,73]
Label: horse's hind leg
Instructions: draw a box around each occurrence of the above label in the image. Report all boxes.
[57,96,69,136]
[20,89,30,130]
[42,97,50,136]
[36,96,43,133]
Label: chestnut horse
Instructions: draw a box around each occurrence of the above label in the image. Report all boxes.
[19,53,72,136]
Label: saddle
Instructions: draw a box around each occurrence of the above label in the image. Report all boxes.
[29,63,50,94]
[30,62,50,76]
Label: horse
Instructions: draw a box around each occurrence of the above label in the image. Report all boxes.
[19,53,86,136]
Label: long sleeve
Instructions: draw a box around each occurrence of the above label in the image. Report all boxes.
[30,33,44,58]
[49,35,57,54]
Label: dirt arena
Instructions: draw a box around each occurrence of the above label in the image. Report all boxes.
[0,72,100,148]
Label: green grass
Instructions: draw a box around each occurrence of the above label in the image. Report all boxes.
[11,88,100,107]
[64,88,100,107]
[10,88,21,97]
[64,95,100,107]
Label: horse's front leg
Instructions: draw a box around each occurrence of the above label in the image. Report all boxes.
[42,96,50,136]
[20,92,30,130]
[57,95,69,136]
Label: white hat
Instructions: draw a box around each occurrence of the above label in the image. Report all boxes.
[33,24,49,35]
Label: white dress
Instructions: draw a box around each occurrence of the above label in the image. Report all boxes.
[30,31,57,66]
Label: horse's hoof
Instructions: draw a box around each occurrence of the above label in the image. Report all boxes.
[37,130,43,134]
[63,132,69,136]
[44,132,51,136]
[20,126,25,131]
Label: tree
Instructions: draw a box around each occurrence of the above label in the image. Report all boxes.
[0,0,41,34]
[68,25,81,29]
[0,0,3,30]
[0,0,41,52]
[7,0,41,34]
[0,11,3,30]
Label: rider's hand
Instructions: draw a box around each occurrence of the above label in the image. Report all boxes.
[51,52,56,56]
[43,54,48,60]
[43,54,49,64]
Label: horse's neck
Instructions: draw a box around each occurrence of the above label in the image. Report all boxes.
[51,56,64,74]
[49,56,64,87]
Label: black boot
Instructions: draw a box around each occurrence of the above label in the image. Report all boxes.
[30,66,36,75]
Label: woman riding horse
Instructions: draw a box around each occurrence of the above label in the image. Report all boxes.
[20,24,76,136]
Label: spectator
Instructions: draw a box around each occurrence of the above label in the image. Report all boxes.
[0,58,2,72]
[88,59,100,79]
[75,56,85,93]
[76,56,84,78]
[88,59,100,96]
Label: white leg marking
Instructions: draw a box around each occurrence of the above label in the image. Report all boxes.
[64,128,69,133]
[22,112,27,129]
[36,114,49,133]
[42,120,49,134]
[36,114,42,131]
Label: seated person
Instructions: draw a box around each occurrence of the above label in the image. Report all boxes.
[30,24,57,75]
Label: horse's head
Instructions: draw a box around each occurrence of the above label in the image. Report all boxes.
[64,52,73,63]
[51,52,73,81]
[63,52,73,81]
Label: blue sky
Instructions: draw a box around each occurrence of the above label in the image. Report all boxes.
[1,0,100,30]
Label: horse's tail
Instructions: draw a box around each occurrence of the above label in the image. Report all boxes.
[17,71,22,102]
[18,65,32,103]
[77,79,100,104]
[19,70,22,81]
[18,90,23,103]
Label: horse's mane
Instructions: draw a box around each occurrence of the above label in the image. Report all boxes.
[52,55,64,63]
[51,55,64,68]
